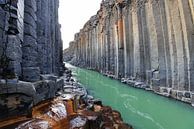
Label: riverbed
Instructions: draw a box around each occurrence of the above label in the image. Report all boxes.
[67,64,194,129]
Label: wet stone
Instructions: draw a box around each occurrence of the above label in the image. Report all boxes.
[177,91,184,100]
[170,90,177,99]
[91,99,102,106]
[101,106,113,114]
[101,122,114,129]
[40,74,58,82]
[70,115,88,129]
[16,119,51,129]
[6,78,18,84]
[151,79,160,89]
[184,92,191,98]
[77,110,102,128]
[112,110,122,122]
[0,94,33,119]
[118,123,133,129]
[191,93,194,107]
[46,102,67,121]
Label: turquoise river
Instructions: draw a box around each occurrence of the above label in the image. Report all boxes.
[68,64,194,129]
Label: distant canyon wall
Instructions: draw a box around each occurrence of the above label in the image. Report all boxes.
[65,0,194,104]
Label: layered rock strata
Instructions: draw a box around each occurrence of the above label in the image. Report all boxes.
[0,0,63,119]
[64,0,194,106]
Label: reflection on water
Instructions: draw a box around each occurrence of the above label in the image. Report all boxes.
[71,66,194,129]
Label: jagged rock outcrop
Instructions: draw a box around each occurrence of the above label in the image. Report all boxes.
[0,0,64,119]
[65,0,194,106]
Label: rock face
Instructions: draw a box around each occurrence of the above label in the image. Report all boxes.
[64,0,194,106]
[0,0,63,81]
[63,41,77,64]
[0,0,64,119]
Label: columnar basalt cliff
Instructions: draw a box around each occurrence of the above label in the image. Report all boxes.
[64,0,194,106]
[0,0,64,118]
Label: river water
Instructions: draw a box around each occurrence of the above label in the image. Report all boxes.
[67,64,194,129]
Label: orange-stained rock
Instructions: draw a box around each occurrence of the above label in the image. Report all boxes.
[112,110,123,123]
[0,79,133,129]
[101,106,113,114]
[93,104,102,112]
[16,119,51,129]
[78,110,101,121]
[66,100,75,115]
[9,97,70,129]
[101,122,114,129]
[118,123,133,129]
[0,116,30,129]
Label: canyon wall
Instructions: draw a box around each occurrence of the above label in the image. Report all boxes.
[0,0,64,118]
[65,0,194,106]
[0,0,63,81]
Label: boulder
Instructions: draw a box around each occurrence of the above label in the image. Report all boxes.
[70,115,88,129]
[0,81,37,118]
[118,123,133,129]
[0,81,36,97]
[177,91,184,100]
[78,110,101,129]
[40,74,58,82]
[170,90,177,99]
[151,79,160,92]
[191,93,194,107]
[16,119,51,129]
[0,93,33,119]
[33,80,55,104]
[56,78,64,90]
[184,92,191,98]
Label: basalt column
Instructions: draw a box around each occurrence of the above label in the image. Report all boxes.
[115,2,125,78]
[22,0,40,82]
[0,0,24,79]
[0,0,63,80]
[36,0,63,75]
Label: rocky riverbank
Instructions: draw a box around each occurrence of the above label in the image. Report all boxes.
[0,67,133,129]
[72,65,194,108]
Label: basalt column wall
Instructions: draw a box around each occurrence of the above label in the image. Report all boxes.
[0,0,24,79]
[36,0,63,75]
[0,0,64,119]
[0,0,63,81]
[66,0,194,105]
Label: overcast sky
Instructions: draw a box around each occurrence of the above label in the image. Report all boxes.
[59,0,102,49]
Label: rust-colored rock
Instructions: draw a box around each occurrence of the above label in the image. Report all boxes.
[0,96,133,129]
[0,68,133,129]
[16,119,51,129]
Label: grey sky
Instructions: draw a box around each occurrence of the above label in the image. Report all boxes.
[59,0,102,49]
